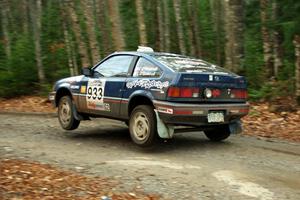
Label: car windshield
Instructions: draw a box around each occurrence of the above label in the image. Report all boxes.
[153,55,233,74]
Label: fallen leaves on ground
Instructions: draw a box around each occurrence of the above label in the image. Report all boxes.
[242,100,300,142]
[0,159,160,200]
[0,96,55,113]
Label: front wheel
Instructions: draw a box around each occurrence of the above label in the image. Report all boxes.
[204,125,231,141]
[58,96,80,130]
[129,105,158,147]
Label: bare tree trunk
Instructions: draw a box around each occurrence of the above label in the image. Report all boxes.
[107,0,125,50]
[173,0,186,55]
[0,0,11,59]
[294,35,300,105]
[187,0,200,57]
[272,0,283,77]
[210,0,224,65]
[81,0,101,64]
[59,0,74,76]
[30,0,45,84]
[95,0,112,55]
[156,0,164,51]
[163,0,170,52]
[21,0,30,34]
[224,0,244,73]
[63,25,74,76]
[260,0,274,78]
[136,0,148,46]
[66,0,90,67]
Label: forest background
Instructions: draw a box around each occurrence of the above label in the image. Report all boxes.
[0,0,300,104]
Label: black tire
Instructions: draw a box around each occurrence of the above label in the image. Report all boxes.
[58,96,80,130]
[204,125,231,141]
[129,105,158,147]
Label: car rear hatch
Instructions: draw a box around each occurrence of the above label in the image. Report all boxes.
[167,73,248,103]
[152,53,248,103]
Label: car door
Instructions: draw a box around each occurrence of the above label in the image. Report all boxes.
[120,57,164,117]
[84,55,136,118]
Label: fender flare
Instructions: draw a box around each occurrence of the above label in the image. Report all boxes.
[127,90,155,115]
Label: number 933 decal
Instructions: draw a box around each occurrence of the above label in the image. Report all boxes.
[86,79,108,111]
[87,86,103,100]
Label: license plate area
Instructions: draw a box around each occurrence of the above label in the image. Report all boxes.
[207,111,225,123]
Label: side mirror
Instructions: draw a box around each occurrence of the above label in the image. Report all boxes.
[81,67,93,76]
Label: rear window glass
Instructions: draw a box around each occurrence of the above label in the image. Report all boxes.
[153,55,231,74]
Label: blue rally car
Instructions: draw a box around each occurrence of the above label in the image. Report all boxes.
[49,47,249,147]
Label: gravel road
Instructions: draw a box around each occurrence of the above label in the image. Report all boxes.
[0,113,300,200]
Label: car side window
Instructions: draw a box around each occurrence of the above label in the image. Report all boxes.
[94,55,133,77]
[133,57,162,78]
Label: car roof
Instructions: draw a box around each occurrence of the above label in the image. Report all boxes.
[111,51,186,58]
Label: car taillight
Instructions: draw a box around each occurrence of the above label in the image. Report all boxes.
[231,89,248,99]
[167,87,200,98]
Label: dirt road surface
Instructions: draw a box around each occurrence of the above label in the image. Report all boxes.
[1,113,300,200]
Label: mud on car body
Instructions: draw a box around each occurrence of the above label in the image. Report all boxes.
[49,47,249,147]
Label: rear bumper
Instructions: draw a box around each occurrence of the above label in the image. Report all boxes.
[153,100,249,127]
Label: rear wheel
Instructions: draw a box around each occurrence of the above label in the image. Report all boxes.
[129,105,157,147]
[204,125,231,141]
[58,96,80,130]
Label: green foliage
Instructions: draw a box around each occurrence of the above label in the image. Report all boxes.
[41,1,69,83]
[0,0,299,100]
[249,80,295,101]
[119,0,139,51]
[197,0,217,63]
[0,35,37,97]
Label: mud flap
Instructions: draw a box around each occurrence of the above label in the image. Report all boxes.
[229,120,242,134]
[72,103,83,121]
[154,109,174,139]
